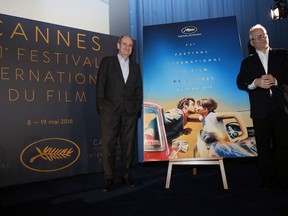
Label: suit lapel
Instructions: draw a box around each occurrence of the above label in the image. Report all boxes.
[114,56,126,83]
[126,63,134,84]
[253,53,266,75]
[267,49,275,74]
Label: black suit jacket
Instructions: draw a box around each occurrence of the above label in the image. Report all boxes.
[96,55,143,115]
[237,48,288,119]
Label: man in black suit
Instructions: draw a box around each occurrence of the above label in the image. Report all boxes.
[96,35,143,192]
[237,24,288,192]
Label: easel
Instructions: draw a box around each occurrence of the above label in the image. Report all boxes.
[165,157,228,189]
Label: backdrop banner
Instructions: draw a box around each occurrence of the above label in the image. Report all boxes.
[0,14,120,187]
[141,16,256,162]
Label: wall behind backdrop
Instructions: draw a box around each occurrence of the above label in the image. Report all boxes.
[0,0,130,36]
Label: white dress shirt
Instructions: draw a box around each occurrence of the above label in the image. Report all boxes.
[118,54,129,83]
[248,48,270,90]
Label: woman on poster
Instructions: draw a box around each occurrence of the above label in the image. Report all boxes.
[189,98,257,158]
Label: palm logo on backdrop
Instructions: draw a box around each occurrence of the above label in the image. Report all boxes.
[20,138,80,172]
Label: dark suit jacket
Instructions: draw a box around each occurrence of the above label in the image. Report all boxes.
[237,48,288,119]
[96,55,143,115]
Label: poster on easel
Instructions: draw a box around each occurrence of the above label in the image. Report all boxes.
[141,16,257,162]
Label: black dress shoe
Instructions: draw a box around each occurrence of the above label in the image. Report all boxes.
[121,178,135,187]
[275,182,288,193]
[260,185,270,191]
[103,179,113,192]
[259,182,272,191]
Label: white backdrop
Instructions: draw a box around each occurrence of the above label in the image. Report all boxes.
[0,0,109,34]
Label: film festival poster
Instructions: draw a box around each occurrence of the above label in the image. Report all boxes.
[142,16,257,162]
[0,13,120,187]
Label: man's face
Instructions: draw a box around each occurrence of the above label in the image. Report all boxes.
[250,28,269,51]
[187,100,196,114]
[117,36,133,59]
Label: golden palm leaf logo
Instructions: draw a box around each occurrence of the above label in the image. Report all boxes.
[30,146,74,163]
[21,138,80,172]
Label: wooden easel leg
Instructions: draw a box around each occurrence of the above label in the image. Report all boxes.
[165,162,173,189]
[192,167,197,175]
[219,159,228,189]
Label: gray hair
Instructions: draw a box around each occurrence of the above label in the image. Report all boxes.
[249,24,267,40]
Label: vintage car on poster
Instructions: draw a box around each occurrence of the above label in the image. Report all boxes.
[143,102,171,161]
[143,102,257,161]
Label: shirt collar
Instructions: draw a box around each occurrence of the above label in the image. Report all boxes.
[117,53,129,63]
[256,47,270,56]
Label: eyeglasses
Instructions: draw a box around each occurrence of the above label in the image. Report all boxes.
[121,42,133,48]
[251,33,268,41]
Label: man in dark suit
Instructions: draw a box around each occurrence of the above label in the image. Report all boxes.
[237,24,288,192]
[96,35,143,192]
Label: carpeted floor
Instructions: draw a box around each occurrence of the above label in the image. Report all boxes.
[1,157,288,216]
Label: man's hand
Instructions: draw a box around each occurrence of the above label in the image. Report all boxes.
[255,74,275,89]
